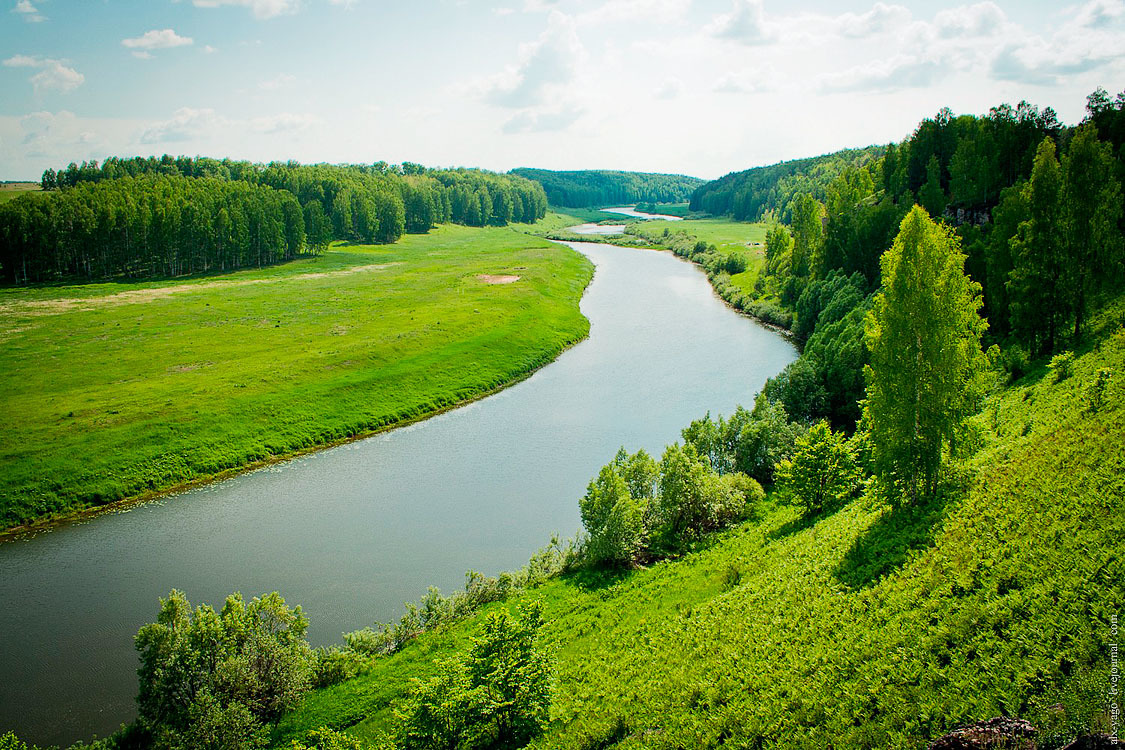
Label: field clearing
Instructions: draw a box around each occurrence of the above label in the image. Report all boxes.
[0,183,41,203]
[0,224,593,530]
[275,309,1125,749]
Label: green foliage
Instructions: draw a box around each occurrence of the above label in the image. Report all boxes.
[288,726,389,749]
[0,225,592,529]
[579,461,647,568]
[0,732,39,750]
[134,589,314,748]
[690,145,884,221]
[509,169,702,209]
[1089,367,1114,411]
[1008,138,1067,354]
[1049,351,1075,382]
[865,206,988,503]
[397,602,553,750]
[1060,123,1124,339]
[775,421,861,515]
[294,317,1123,748]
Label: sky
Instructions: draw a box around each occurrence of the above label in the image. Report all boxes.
[1,0,1123,180]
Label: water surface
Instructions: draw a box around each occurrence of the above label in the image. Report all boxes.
[0,239,796,746]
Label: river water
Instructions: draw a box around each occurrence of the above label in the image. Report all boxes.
[0,237,796,746]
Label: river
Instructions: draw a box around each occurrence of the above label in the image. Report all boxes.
[0,236,796,746]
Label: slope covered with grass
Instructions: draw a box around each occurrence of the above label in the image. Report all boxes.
[0,224,593,530]
[276,305,1124,749]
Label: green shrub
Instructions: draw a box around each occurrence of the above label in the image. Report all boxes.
[774,421,861,515]
[397,602,553,750]
[1049,351,1076,381]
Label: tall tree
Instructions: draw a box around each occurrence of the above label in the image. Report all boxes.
[864,205,987,503]
[1061,123,1124,339]
[1008,137,1066,353]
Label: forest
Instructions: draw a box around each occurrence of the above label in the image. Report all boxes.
[508,168,703,208]
[680,88,1125,434]
[0,159,547,283]
[688,145,884,221]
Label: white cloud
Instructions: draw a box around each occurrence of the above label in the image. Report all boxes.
[12,0,45,22]
[121,29,195,52]
[259,73,296,90]
[501,106,582,134]
[480,11,585,108]
[654,77,683,100]
[820,55,942,93]
[1073,0,1125,28]
[932,2,1006,39]
[251,112,321,133]
[576,0,690,26]
[191,0,301,20]
[836,3,911,38]
[3,55,85,94]
[139,107,228,143]
[712,67,775,94]
[708,0,775,45]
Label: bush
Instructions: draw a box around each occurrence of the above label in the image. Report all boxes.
[134,590,314,749]
[774,421,862,515]
[397,602,554,750]
[1049,351,1075,381]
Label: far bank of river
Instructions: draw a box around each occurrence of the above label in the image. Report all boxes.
[0,234,797,747]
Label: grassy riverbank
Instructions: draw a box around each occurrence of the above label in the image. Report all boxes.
[274,300,1125,749]
[0,223,593,531]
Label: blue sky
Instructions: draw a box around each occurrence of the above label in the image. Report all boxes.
[1,0,1123,180]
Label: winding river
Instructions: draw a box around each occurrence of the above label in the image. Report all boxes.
[0,236,796,746]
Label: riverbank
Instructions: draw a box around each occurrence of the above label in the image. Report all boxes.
[273,297,1125,749]
[0,223,594,534]
[534,211,793,336]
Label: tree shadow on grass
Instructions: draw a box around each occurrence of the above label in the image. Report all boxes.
[558,565,632,593]
[766,510,821,541]
[833,489,953,590]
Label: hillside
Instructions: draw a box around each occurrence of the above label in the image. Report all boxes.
[509,168,704,209]
[689,145,884,221]
[273,299,1124,749]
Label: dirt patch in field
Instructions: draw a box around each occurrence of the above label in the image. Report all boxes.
[0,263,397,318]
[477,274,521,285]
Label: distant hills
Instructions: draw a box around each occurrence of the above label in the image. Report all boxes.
[510,168,704,208]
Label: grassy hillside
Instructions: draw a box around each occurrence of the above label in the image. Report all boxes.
[0,224,593,531]
[275,304,1124,748]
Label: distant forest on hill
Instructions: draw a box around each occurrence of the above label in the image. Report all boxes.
[690,146,886,221]
[509,168,704,208]
[0,158,547,283]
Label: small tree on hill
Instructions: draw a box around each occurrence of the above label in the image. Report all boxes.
[864,205,987,504]
[775,421,859,515]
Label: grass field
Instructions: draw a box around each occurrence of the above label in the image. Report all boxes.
[0,224,593,530]
[0,183,40,203]
[274,305,1125,749]
[628,217,770,295]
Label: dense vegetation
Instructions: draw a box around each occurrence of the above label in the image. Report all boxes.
[688,145,884,221]
[0,224,592,530]
[509,168,702,209]
[261,289,1124,750]
[4,89,1124,750]
[701,89,1125,433]
[1,158,547,283]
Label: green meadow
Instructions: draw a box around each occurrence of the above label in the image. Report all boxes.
[0,224,593,530]
[629,217,769,294]
[274,304,1124,749]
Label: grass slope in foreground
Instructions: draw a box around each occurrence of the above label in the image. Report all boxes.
[0,224,593,531]
[277,308,1124,748]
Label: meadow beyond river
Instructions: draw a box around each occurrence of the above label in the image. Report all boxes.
[0,236,797,746]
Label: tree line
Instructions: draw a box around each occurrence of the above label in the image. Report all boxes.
[509,168,703,208]
[730,88,1125,433]
[1,158,548,283]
